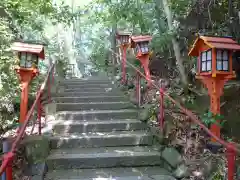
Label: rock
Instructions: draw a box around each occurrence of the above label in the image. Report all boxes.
[138,104,152,122]
[31,175,44,180]
[129,90,138,105]
[163,161,174,172]
[139,108,149,121]
[30,163,47,176]
[22,135,50,164]
[119,85,128,91]
[24,162,47,178]
[202,156,222,179]
[173,164,190,178]
[162,147,183,168]
[149,125,164,144]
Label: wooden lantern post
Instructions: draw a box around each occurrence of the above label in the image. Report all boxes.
[12,41,45,124]
[116,31,131,84]
[188,35,240,142]
[130,35,152,86]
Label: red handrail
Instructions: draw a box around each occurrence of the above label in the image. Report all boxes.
[0,62,55,176]
[124,58,238,179]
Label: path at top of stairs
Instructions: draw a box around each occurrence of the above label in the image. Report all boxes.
[44,76,176,180]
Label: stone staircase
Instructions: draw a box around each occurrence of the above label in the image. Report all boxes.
[44,76,176,180]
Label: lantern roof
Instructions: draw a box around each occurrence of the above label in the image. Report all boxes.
[188,35,240,56]
[11,41,45,59]
[131,35,152,43]
[130,35,152,48]
[116,31,132,39]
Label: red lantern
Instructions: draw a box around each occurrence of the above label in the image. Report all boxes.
[12,41,45,124]
[189,35,240,142]
[116,31,131,84]
[130,35,152,86]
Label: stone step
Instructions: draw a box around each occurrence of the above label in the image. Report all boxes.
[53,119,146,134]
[55,110,138,120]
[62,83,113,89]
[57,91,123,97]
[55,96,126,103]
[46,146,162,170]
[50,131,153,149]
[45,167,175,180]
[56,102,134,111]
[60,80,112,85]
[64,87,119,93]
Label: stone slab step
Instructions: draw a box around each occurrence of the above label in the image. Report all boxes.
[45,167,175,180]
[60,80,112,85]
[61,83,113,89]
[50,131,153,149]
[55,96,126,103]
[56,102,134,111]
[46,146,162,170]
[55,110,138,120]
[57,91,123,97]
[64,87,119,93]
[53,119,146,134]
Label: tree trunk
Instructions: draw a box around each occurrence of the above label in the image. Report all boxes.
[228,0,234,36]
[154,0,165,34]
[161,0,188,86]
[111,24,118,76]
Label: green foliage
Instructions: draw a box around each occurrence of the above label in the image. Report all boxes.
[0,0,77,134]
[139,103,157,122]
[201,110,226,128]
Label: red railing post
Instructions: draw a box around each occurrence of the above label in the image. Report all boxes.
[0,152,14,179]
[227,143,236,180]
[37,94,42,135]
[6,156,12,180]
[159,88,164,131]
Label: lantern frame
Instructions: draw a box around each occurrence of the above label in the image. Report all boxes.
[116,31,131,46]
[136,41,150,54]
[216,49,229,71]
[130,35,152,56]
[12,41,45,69]
[188,35,240,77]
[18,52,39,68]
[188,35,240,143]
[200,49,212,72]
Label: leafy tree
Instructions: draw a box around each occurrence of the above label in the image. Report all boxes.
[0,0,77,134]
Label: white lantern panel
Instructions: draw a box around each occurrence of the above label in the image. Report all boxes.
[217,50,222,59]
[223,61,228,71]
[144,46,148,53]
[223,50,228,60]
[125,36,129,43]
[217,61,222,70]
[201,52,206,61]
[27,53,32,61]
[136,44,141,53]
[122,36,126,43]
[26,60,32,68]
[206,61,211,71]
[207,50,211,60]
[201,62,206,71]
[20,52,26,67]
